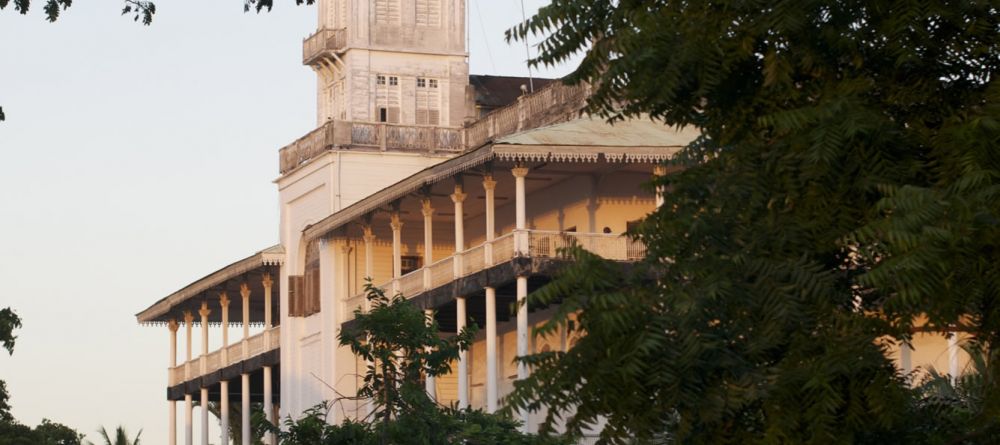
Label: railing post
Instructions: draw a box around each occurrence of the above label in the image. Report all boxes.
[379,124,387,151]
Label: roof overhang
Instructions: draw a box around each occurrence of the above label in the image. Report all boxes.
[136,245,284,325]
[301,116,699,244]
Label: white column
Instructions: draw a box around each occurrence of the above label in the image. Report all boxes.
[391,211,403,293]
[263,273,273,329]
[451,185,467,277]
[900,342,912,375]
[242,373,250,445]
[220,380,230,445]
[363,225,376,294]
[199,302,210,375]
[456,296,468,409]
[653,165,667,208]
[424,308,436,399]
[198,300,210,438]
[241,283,251,347]
[184,394,193,445]
[168,320,178,445]
[422,198,434,289]
[184,311,193,363]
[362,225,376,420]
[516,276,529,430]
[948,333,960,379]
[264,366,274,445]
[485,286,498,413]
[483,175,496,265]
[200,387,209,445]
[512,165,529,255]
[220,293,230,362]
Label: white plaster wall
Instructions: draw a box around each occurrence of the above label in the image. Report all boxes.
[277,150,451,419]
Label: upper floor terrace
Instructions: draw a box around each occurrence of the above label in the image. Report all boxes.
[278,81,590,175]
[136,246,284,396]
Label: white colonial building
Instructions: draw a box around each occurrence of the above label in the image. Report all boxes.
[136,1,972,444]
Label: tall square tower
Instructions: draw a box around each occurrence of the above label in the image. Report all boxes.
[304,0,470,127]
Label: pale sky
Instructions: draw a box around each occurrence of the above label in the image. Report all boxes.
[0,1,577,443]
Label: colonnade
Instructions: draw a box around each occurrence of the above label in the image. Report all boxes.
[352,166,532,428]
[166,274,276,445]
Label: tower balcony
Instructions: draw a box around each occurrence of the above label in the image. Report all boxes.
[303,27,348,66]
[279,120,465,174]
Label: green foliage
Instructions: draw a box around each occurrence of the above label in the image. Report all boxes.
[0,308,20,356]
[506,1,1000,444]
[338,279,477,424]
[206,401,268,445]
[0,419,84,445]
[274,402,569,445]
[33,419,85,445]
[272,279,565,445]
[87,425,140,445]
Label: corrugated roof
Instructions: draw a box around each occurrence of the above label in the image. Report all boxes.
[136,245,284,324]
[496,116,701,147]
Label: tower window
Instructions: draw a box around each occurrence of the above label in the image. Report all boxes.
[416,77,440,125]
[375,0,401,24]
[376,74,401,123]
[416,0,440,27]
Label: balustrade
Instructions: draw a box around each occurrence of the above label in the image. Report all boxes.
[278,81,590,174]
[339,230,645,323]
[170,327,280,386]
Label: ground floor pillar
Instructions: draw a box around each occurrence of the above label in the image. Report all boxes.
[264,366,274,445]
[457,296,468,409]
[220,381,230,445]
[485,286,497,413]
[184,394,192,445]
[516,275,529,431]
[200,388,209,445]
[242,373,250,445]
[168,400,176,445]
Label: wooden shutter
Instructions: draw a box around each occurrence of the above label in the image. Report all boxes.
[288,275,304,317]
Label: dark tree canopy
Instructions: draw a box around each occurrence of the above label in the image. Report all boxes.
[506,1,1000,444]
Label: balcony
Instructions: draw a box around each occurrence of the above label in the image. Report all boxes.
[279,120,465,174]
[343,230,645,320]
[303,27,347,65]
[168,326,281,386]
[277,81,591,175]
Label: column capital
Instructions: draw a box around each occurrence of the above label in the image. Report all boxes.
[182,310,194,324]
[653,164,668,176]
[511,166,529,178]
[421,198,435,218]
[341,244,354,254]
[482,175,497,191]
[198,302,211,319]
[168,319,179,332]
[451,191,467,204]
[362,225,375,243]
[390,212,403,231]
[240,283,250,300]
[262,273,273,289]
[219,292,230,308]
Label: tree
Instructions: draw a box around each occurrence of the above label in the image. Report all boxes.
[505,1,1000,444]
[33,419,85,445]
[0,308,21,424]
[206,401,268,445]
[338,280,476,426]
[271,280,568,445]
[87,425,140,445]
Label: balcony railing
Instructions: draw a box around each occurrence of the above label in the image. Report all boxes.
[303,28,347,64]
[343,230,644,320]
[279,121,465,174]
[278,81,591,174]
[168,326,281,386]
